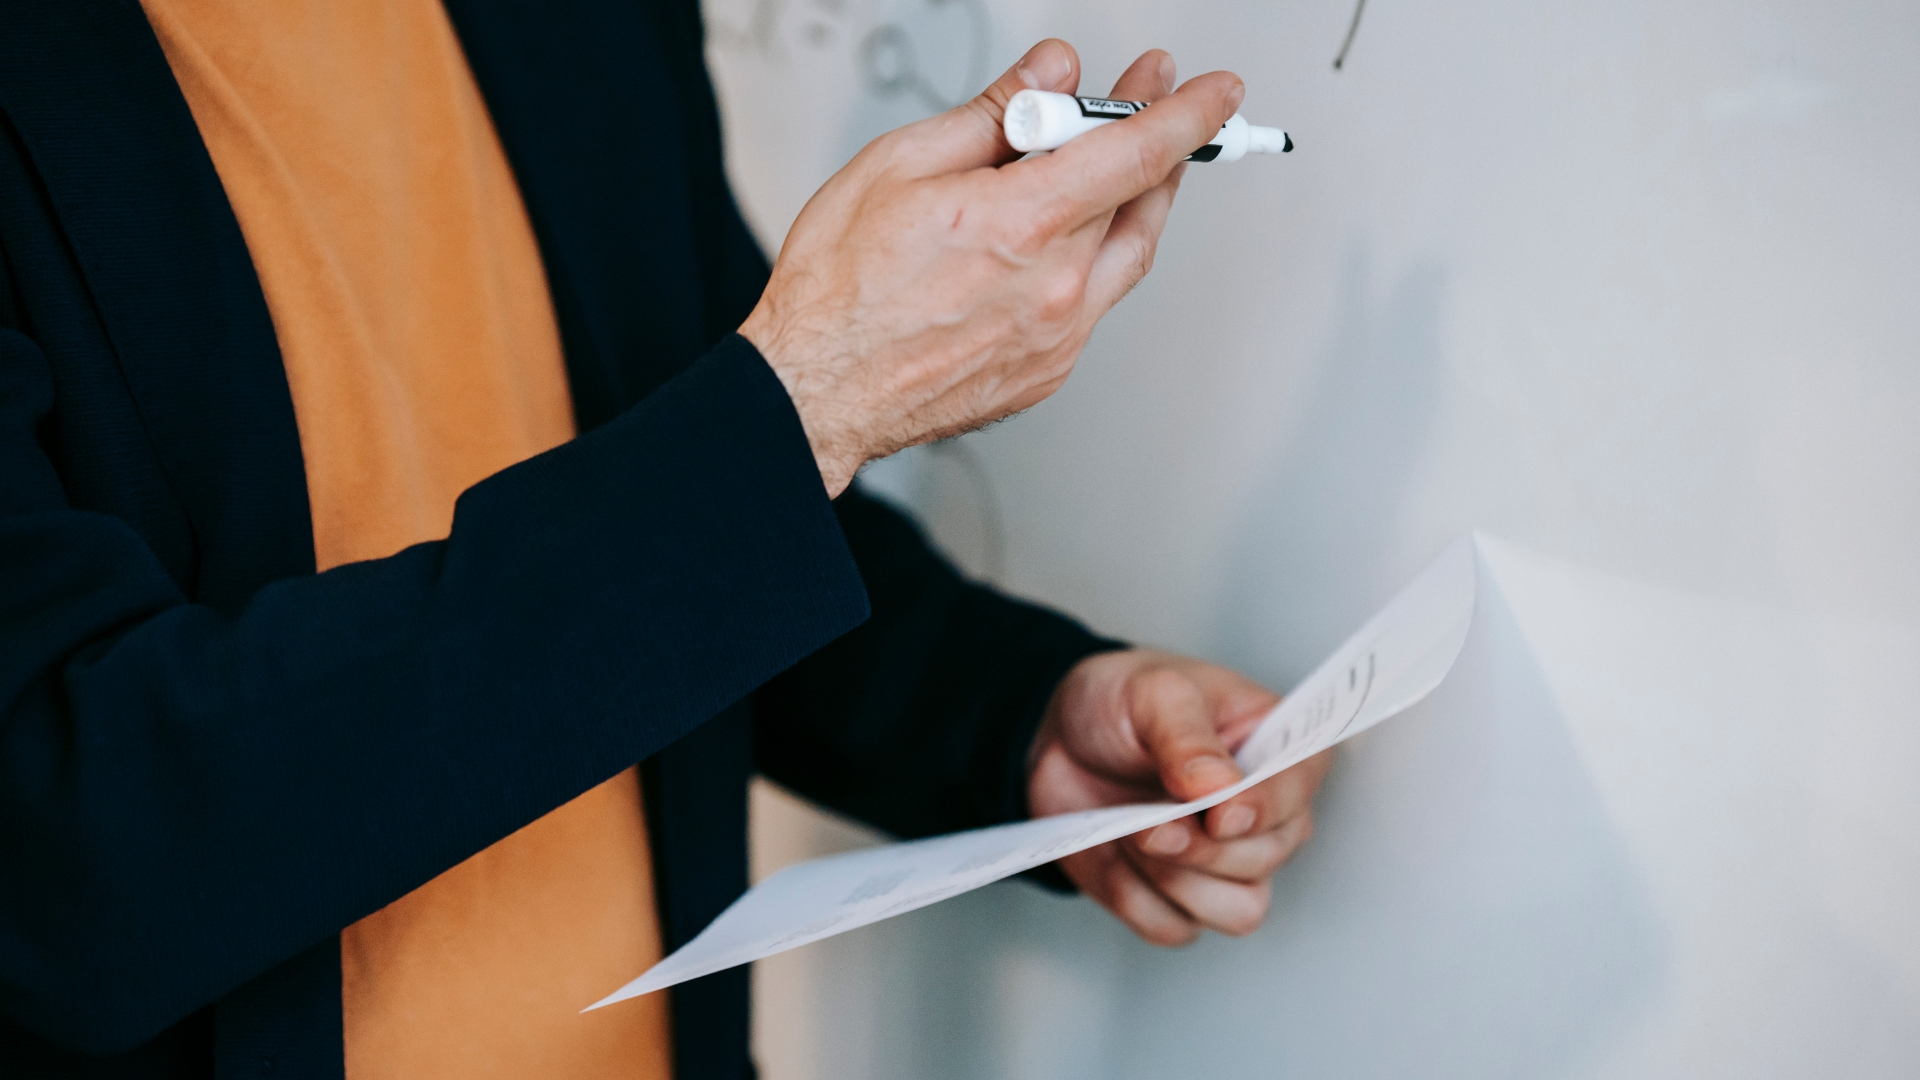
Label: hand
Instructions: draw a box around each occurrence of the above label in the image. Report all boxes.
[740,41,1247,495]
[1027,649,1334,946]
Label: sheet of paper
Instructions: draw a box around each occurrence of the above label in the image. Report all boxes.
[587,535,1480,1011]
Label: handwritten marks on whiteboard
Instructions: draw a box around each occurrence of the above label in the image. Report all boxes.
[707,0,993,114]
[1333,0,1368,70]
[860,0,990,112]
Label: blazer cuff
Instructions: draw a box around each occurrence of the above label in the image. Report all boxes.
[1006,636,1129,895]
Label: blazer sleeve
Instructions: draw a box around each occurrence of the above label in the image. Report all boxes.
[752,486,1126,843]
[0,329,868,1056]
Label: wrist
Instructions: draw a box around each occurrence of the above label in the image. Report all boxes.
[740,305,866,497]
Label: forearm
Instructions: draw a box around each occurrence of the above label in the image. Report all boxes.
[0,335,867,1055]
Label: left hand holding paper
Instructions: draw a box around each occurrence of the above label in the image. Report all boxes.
[1030,649,1335,945]
[589,538,1473,1010]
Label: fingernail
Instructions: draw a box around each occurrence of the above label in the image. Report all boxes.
[1157,54,1176,95]
[1145,823,1190,856]
[1225,80,1246,114]
[1185,754,1239,788]
[1217,805,1256,839]
[1017,41,1073,90]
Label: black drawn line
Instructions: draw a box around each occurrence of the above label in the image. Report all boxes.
[859,0,992,112]
[926,436,1006,582]
[1329,652,1377,740]
[1333,0,1367,71]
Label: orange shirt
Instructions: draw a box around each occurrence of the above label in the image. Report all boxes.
[137,1,671,1076]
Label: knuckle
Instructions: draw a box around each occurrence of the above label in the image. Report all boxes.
[1270,772,1311,815]
[1108,869,1196,947]
[1250,838,1294,877]
[1132,137,1172,193]
[996,197,1072,256]
[1124,237,1156,285]
[1035,269,1087,324]
[1137,666,1194,706]
[1102,858,1143,903]
[1218,884,1271,937]
[1291,813,1316,850]
[1255,783,1295,822]
[960,96,1002,130]
[1113,886,1160,930]
[1275,814,1316,863]
[863,128,909,169]
[1035,193,1080,238]
[995,217,1045,259]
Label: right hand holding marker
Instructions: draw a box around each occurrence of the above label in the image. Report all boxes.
[740,40,1246,496]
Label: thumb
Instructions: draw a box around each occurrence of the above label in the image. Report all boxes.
[1128,667,1243,803]
[897,38,1079,176]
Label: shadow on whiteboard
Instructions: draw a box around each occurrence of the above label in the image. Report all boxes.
[1111,548,1665,1079]
[754,533,1920,1078]
[1215,244,1450,690]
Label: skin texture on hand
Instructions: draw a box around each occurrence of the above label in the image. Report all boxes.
[1028,649,1335,946]
[740,41,1247,495]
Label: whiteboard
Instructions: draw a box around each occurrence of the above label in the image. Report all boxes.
[705,1,1920,1077]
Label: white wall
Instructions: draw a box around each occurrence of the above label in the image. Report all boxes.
[705,0,1920,1076]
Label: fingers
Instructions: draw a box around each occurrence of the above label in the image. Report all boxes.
[1108,48,1177,104]
[1196,745,1334,843]
[1061,843,1200,947]
[1044,658,1334,948]
[1123,846,1274,937]
[1134,806,1316,882]
[900,39,1081,176]
[1063,833,1284,943]
[1117,799,1317,940]
[1070,50,1183,311]
[1126,666,1244,803]
[1014,69,1245,231]
[1082,164,1182,313]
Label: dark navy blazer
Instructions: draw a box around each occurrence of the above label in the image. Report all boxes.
[0,1,1113,1077]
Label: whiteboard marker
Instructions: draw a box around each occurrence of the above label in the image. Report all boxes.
[1004,89,1292,161]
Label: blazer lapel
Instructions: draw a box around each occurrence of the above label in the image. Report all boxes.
[0,0,314,611]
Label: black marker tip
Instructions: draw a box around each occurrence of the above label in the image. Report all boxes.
[1283,133,1294,153]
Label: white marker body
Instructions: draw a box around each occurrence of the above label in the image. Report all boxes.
[1003,89,1291,162]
